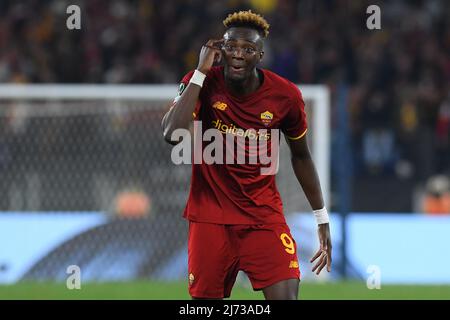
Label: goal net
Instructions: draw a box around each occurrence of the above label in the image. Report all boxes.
[0,84,329,282]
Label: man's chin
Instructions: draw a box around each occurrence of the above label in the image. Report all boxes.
[227,72,247,83]
[225,67,248,83]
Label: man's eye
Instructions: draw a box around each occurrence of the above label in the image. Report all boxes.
[223,45,257,55]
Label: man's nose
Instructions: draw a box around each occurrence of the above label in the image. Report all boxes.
[232,47,245,58]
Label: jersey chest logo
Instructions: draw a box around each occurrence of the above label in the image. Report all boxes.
[260,110,273,126]
[212,101,228,111]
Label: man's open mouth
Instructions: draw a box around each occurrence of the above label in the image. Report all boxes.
[231,66,245,72]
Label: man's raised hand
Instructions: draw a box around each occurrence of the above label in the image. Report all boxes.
[197,39,224,74]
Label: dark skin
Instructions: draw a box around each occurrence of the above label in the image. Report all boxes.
[161,27,264,140]
[221,27,264,96]
[161,27,332,300]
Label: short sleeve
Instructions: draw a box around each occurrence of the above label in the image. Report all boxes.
[172,70,201,120]
[281,85,308,140]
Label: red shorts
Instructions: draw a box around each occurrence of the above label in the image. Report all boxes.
[187,221,301,299]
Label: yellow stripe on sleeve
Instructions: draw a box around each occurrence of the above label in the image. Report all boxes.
[286,128,308,141]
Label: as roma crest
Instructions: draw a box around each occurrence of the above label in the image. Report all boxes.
[260,111,273,126]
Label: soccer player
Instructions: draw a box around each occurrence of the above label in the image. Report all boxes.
[161,10,332,300]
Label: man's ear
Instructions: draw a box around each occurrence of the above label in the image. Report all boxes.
[259,51,264,61]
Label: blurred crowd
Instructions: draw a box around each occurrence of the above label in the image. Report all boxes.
[0,0,449,210]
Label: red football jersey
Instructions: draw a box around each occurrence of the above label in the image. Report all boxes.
[179,66,307,225]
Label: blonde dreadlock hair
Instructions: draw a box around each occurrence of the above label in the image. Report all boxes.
[223,10,270,38]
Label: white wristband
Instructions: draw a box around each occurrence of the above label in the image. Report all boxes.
[189,70,206,88]
[313,207,329,225]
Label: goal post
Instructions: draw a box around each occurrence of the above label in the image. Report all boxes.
[0,83,330,283]
[0,84,330,214]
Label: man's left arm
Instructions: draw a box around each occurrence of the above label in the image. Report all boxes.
[285,135,332,275]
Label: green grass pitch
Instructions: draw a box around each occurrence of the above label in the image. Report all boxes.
[0,281,449,300]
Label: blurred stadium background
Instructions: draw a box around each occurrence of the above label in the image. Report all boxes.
[0,0,450,299]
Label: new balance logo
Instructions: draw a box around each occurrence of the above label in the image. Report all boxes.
[213,101,227,111]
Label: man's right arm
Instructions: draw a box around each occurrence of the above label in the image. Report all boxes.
[161,39,224,145]
[161,80,202,145]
